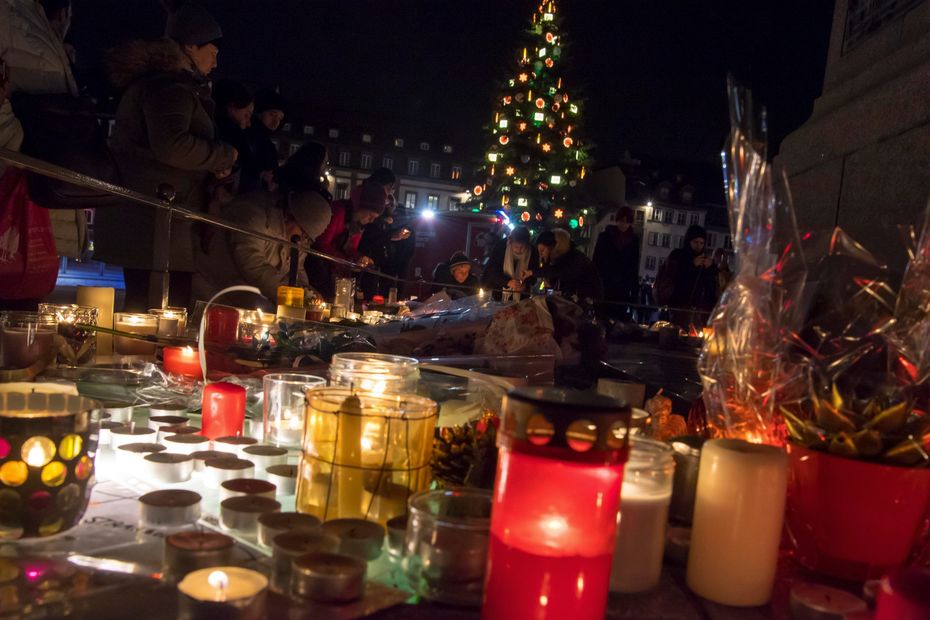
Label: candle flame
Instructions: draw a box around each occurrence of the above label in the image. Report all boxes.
[540,515,568,537]
[182,346,195,357]
[207,570,229,602]
[25,441,47,467]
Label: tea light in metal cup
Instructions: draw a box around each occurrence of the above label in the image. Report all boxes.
[271,529,340,593]
[265,464,297,496]
[140,489,201,528]
[158,424,200,442]
[101,401,134,423]
[110,425,157,450]
[148,415,189,431]
[164,531,235,580]
[220,496,281,534]
[789,583,868,620]
[142,452,194,484]
[190,450,236,472]
[241,445,287,474]
[97,420,124,446]
[116,442,166,467]
[177,567,268,620]
[203,458,255,488]
[163,433,211,455]
[220,478,276,501]
[291,552,366,604]
[321,518,386,561]
[148,403,190,417]
[214,436,259,458]
[258,512,322,547]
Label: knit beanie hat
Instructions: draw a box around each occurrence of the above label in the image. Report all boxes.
[254,88,287,116]
[165,3,222,47]
[449,252,471,269]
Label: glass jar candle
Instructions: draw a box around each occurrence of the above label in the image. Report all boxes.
[113,312,157,356]
[0,312,57,368]
[329,352,419,395]
[483,387,631,620]
[610,438,675,593]
[262,373,326,448]
[38,304,98,366]
[149,307,188,338]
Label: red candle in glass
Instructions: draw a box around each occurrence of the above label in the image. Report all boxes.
[163,346,202,379]
[205,306,240,344]
[482,388,630,620]
[201,382,246,439]
[876,568,930,620]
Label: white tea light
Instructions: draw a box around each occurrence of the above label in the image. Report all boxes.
[176,567,267,618]
[190,450,236,472]
[220,496,281,534]
[142,452,194,484]
[291,552,366,604]
[203,458,255,489]
[241,445,288,474]
[116,442,166,468]
[148,403,190,417]
[265,464,297,496]
[148,415,189,431]
[258,512,322,548]
[163,434,211,455]
[321,519,386,562]
[214,436,259,458]
[270,529,340,594]
[139,489,201,527]
[97,420,123,446]
[110,425,157,450]
[219,478,276,501]
[101,401,134,423]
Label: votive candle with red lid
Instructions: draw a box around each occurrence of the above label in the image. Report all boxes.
[202,383,246,439]
[482,387,631,620]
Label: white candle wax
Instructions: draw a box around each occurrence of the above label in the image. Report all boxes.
[610,487,672,593]
[686,439,788,606]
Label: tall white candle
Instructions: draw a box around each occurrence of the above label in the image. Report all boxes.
[77,286,114,356]
[686,439,788,606]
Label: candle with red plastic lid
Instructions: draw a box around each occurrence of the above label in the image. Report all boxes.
[202,383,246,439]
[205,306,240,344]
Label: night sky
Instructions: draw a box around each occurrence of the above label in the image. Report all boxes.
[71,1,835,174]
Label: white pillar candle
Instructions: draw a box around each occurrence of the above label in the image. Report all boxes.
[142,453,194,484]
[76,286,114,355]
[203,458,255,489]
[110,425,157,450]
[177,567,267,618]
[265,464,297,496]
[686,439,788,606]
[139,489,201,528]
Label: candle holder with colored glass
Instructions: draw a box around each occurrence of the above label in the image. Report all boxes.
[404,488,492,607]
[38,304,97,366]
[112,312,157,356]
[296,388,437,524]
[149,307,188,338]
[0,312,57,369]
[0,383,99,539]
[262,373,326,448]
[610,437,675,594]
[329,352,419,395]
[482,387,631,620]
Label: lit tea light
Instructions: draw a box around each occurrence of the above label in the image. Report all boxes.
[162,346,202,379]
[258,512,322,548]
[176,567,267,617]
[270,529,340,593]
[219,478,276,501]
[149,307,187,338]
[142,453,194,484]
[203,458,255,489]
[321,518,386,562]
[219,496,281,534]
[113,312,157,356]
[139,489,201,527]
[290,552,366,604]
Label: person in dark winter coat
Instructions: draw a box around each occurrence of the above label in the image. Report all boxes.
[308,181,386,298]
[358,168,413,296]
[482,226,538,301]
[240,88,286,194]
[530,229,604,301]
[95,3,236,310]
[212,79,253,168]
[665,224,718,314]
[593,206,639,304]
[432,252,480,299]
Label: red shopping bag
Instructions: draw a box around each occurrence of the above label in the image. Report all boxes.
[0,168,59,299]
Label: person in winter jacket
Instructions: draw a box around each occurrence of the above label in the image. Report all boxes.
[357,168,413,297]
[593,206,640,304]
[94,2,236,311]
[192,142,332,307]
[530,229,604,301]
[482,226,538,301]
[308,180,386,298]
[240,88,286,194]
[664,224,718,320]
[432,251,480,299]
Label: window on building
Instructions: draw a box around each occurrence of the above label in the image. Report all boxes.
[408,159,419,175]
[635,210,645,223]
[724,235,733,250]
[283,122,292,132]
[429,162,441,178]
[361,133,372,143]
[659,257,667,267]
[336,182,349,199]
[360,153,372,169]
[383,156,393,170]
[302,125,314,135]
[690,212,700,225]
[661,233,671,248]
[451,166,461,180]
[419,142,430,151]
[652,209,662,222]
[707,233,717,248]
[677,211,687,225]
[443,145,453,153]
[394,138,404,147]
[676,236,684,248]
[449,197,462,211]
[289,143,301,156]
[328,128,339,139]
[338,151,351,166]
[427,194,439,210]
[663,210,674,224]
[405,191,417,209]
[645,256,657,271]
[647,232,658,246]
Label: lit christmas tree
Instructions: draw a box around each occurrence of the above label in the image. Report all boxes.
[474,0,591,229]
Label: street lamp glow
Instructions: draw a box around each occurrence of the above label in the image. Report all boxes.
[421,209,436,220]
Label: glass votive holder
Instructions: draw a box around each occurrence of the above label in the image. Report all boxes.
[262,373,327,448]
[0,311,57,369]
[238,310,276,346]
[404,488,492,607]
[329,352,420,395]
[38,304,98,366]
[113,313,157,356]
[610,437,675,593]
[149,307,188,338]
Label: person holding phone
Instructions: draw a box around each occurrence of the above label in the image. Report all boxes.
[664,224,718,319]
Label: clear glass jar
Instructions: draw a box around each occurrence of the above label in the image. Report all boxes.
[610,437,675,593]
[112,312,157,356]
[0,311,57,368]
[38,304,98,365]
[334,278,355,315]
[262,373,326,448]
[149,307,188,337]
[329,352,419,395]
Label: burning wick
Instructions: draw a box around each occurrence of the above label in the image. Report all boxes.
[207,570,229,602]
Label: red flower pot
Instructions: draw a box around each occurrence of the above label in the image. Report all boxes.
[786,443,930,581]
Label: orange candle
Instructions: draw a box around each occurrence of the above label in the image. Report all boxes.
[163,346,203,379]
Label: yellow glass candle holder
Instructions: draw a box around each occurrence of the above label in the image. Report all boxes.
[296,388,437,524]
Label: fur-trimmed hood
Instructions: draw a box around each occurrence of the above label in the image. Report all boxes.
[106,38,191,91]
[551,228,573,261]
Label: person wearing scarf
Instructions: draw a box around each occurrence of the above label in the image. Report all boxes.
[482,226,538,301]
